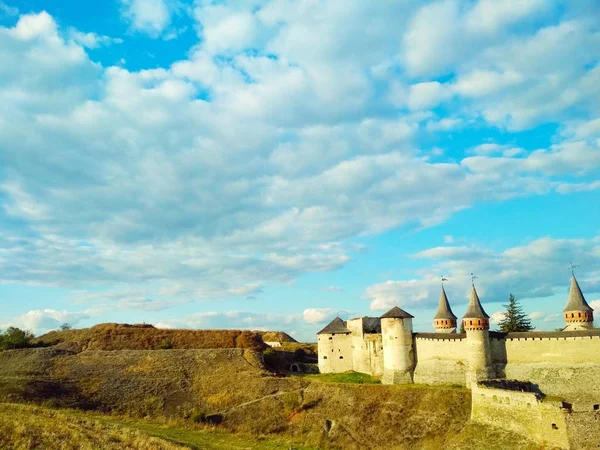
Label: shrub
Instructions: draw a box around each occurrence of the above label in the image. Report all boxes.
[157,338,173,350]
[263,348,277,366]
[0,327,34,350]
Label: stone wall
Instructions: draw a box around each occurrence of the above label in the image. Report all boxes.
[490,332,600,404]
[317,333,353,373]
[413,334,468,386]
[471,384,570,449]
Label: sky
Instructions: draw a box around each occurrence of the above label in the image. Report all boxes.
[0,0,599,341]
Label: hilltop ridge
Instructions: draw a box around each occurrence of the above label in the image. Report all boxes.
[35,323,267,352]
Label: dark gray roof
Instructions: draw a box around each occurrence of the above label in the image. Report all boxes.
[462,285,490,319]
[381,306,414,319]
[317,317,351,334]
[434,287,457,320]
[563,275,593,312]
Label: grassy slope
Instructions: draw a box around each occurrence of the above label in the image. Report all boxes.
[0,343,543,450]
[0,403,318,450]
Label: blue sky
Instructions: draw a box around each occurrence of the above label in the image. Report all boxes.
[0,0,599,341]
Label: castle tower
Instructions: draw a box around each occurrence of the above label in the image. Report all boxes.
[462,285,494,386]
[434,286,458,333]
[381,306,415,385]
[316,317,353,373]
[563,275,594,331]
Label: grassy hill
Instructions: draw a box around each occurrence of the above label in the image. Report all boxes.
[0,324,547,449]
[35,323,266,352]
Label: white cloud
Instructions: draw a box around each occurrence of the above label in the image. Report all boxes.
[68,29,123,48]
[302,308,336,324]
[1,309,90,334]
[120,0,172,37]
[364,236,600,312]
[490,311,505,325]
[0,5,599,321]
[528,311,545,320]
[0,1,18,16]
[321,286,344,292]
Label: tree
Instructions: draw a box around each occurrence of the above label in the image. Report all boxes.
[498,294,534,332]
[459,321,465,334]
[60,323,72,331]
[0,327,34,350]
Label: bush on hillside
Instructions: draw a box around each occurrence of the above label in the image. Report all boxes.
[0,327,34,350]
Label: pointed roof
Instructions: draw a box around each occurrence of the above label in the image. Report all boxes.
[317,317,351,334]
[563,275,593,312]
[381,306,414,319]
[463,285,490,319]
[434,287,457,320]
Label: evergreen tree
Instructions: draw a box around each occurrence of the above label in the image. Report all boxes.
[498,294,534,332]
[459,321,465,334]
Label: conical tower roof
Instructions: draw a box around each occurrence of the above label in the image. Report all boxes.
[317,316,351,334]
[434,287,457,320]
[381,306,414,319]
[563,275,593,312]
[462,285,489,319]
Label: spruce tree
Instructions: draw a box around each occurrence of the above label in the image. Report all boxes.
[498,294,534,332]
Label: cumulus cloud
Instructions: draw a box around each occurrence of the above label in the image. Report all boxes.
[302,308,337,324]
[364,236,600,312]
[1,309,90,334]
[120,0,172,37]
[0,4,599,319]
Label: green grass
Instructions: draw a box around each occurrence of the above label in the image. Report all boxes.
[299,371,381,384]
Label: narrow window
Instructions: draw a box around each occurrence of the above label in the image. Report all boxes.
[339,356,343,359]
[578,312,581,318]
[329,337,333,340]
[571,313,574,318]
[552,424,558,430]
[470,320,472,326]
[594,404,599,411]
[323,356,327,359]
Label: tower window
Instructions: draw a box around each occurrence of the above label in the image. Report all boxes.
[323,356,327,359]
[339,356,343,359]
[593,404,599,411]
[551,423,558,430]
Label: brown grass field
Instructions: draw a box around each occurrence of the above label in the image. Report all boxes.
[0,324,543,449]
[35,323,266,352]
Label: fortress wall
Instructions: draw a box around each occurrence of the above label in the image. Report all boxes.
[471,385,570,449]
[318,333,353,373]
[492,334,600,403]
[413,336,468,385]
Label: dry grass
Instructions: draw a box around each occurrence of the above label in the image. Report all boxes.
[256,331,297,343]
[35,323,266,352]
[0,402,188,450]
[0,403,320,450]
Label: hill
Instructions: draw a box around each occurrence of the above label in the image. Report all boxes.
[257,331,298,343]
[35,323,266,352]
[0,344,541,449]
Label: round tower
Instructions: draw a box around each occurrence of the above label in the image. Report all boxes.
[381,306,415,385]
[563,274,594,331]
[434,286,457,333]
[462,284,494,386]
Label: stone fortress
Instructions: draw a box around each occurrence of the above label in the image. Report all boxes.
[316,275,600,449]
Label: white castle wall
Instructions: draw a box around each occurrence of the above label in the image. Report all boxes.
[317,332,353,373]
[471,385,570,449]
[491,333,600,404]
[413,335,468,385]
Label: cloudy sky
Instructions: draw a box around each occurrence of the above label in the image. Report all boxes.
[1,0,599,340]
